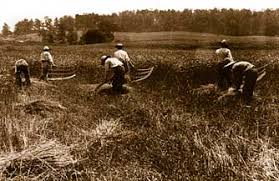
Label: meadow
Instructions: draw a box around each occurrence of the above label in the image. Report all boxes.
[0,32,279,180]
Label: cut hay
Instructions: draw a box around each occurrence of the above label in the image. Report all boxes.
[190,84,244,105]
[94,83,113,92]
[217,87,241,105]
[79,83,132,95]
[78,83,111,92]
[31,78,58,88]
[191,83,218,96]
[15,99,67,116]
[94,83,132,93]
[0,140,76,179]
[252,142,279,180]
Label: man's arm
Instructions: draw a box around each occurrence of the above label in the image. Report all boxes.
[40,52,44,61]
[124,52,135,73]
[95,81,107,92]
[47,52,56,66]
[95,61,112,92]
[95,73,112,92]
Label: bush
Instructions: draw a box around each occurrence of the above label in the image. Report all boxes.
[80,29,114,44]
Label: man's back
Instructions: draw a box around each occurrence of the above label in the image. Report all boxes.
[105,57,124,71]
[216,48,233,61]
[114,49,130,62]
[15,59,28,67]
[40,51,53,63]
[232,61,255,73]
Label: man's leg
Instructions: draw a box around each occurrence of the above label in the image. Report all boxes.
[243,69,258,103]
[15,71,22,89]
[232,69,243,92]
[217,59,232,90]
[217,62,227,89]
[112,66,125,93]
[16,65,26,89]
[40,63,46,80]
[40,63,49,80]
[23,66,31,86]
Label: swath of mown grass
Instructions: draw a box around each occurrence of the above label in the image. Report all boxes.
[0,41,278,180]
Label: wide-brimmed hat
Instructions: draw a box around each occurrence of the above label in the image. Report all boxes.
[43,46,50,51]
[115,43,123,48]
[221,39,226,44]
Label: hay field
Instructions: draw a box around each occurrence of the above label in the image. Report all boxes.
[0,32,279,180]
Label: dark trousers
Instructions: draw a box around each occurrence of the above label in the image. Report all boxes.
[217,60,232,89]
[233,68,258,103]
[112,66,125,93]
[15,65,31,89]
[242,68,258,103]
[40,61,51,80]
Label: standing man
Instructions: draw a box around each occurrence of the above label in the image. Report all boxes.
[215,39,234,89]
[40,46,55,81]
[114,43,134,76]
[15,59,31,89]
[224,61,258,104]
[95,55,125,94]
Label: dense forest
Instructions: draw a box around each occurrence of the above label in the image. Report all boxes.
[2,8,279,44]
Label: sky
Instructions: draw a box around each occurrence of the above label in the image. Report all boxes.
[1,0,279,30]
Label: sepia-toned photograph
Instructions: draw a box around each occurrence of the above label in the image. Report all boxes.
[0,0,278,180]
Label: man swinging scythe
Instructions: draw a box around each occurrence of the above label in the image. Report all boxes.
[95,55,126,94]
[222,60,269,104]
[113,43,136,81]
[114,43,154,83]
[95,43,154,94]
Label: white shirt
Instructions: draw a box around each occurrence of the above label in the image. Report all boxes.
[40,51,54,64]
[114,49,130,62]
[216,48,233,61]
[232,61,255,72]
[105,57,124,72]
[15,59,28,67]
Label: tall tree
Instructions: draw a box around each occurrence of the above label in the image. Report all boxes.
[33,19,43,33]
[53,17,66,43]
[41,17,54,43]
[59,16,77,44]
[2,23,12,36]
[11,8,279,42]
[14,19,34,35]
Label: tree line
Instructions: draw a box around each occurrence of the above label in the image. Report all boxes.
[2,8,279,44]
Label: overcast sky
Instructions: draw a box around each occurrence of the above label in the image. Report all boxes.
[1,0,279,30]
